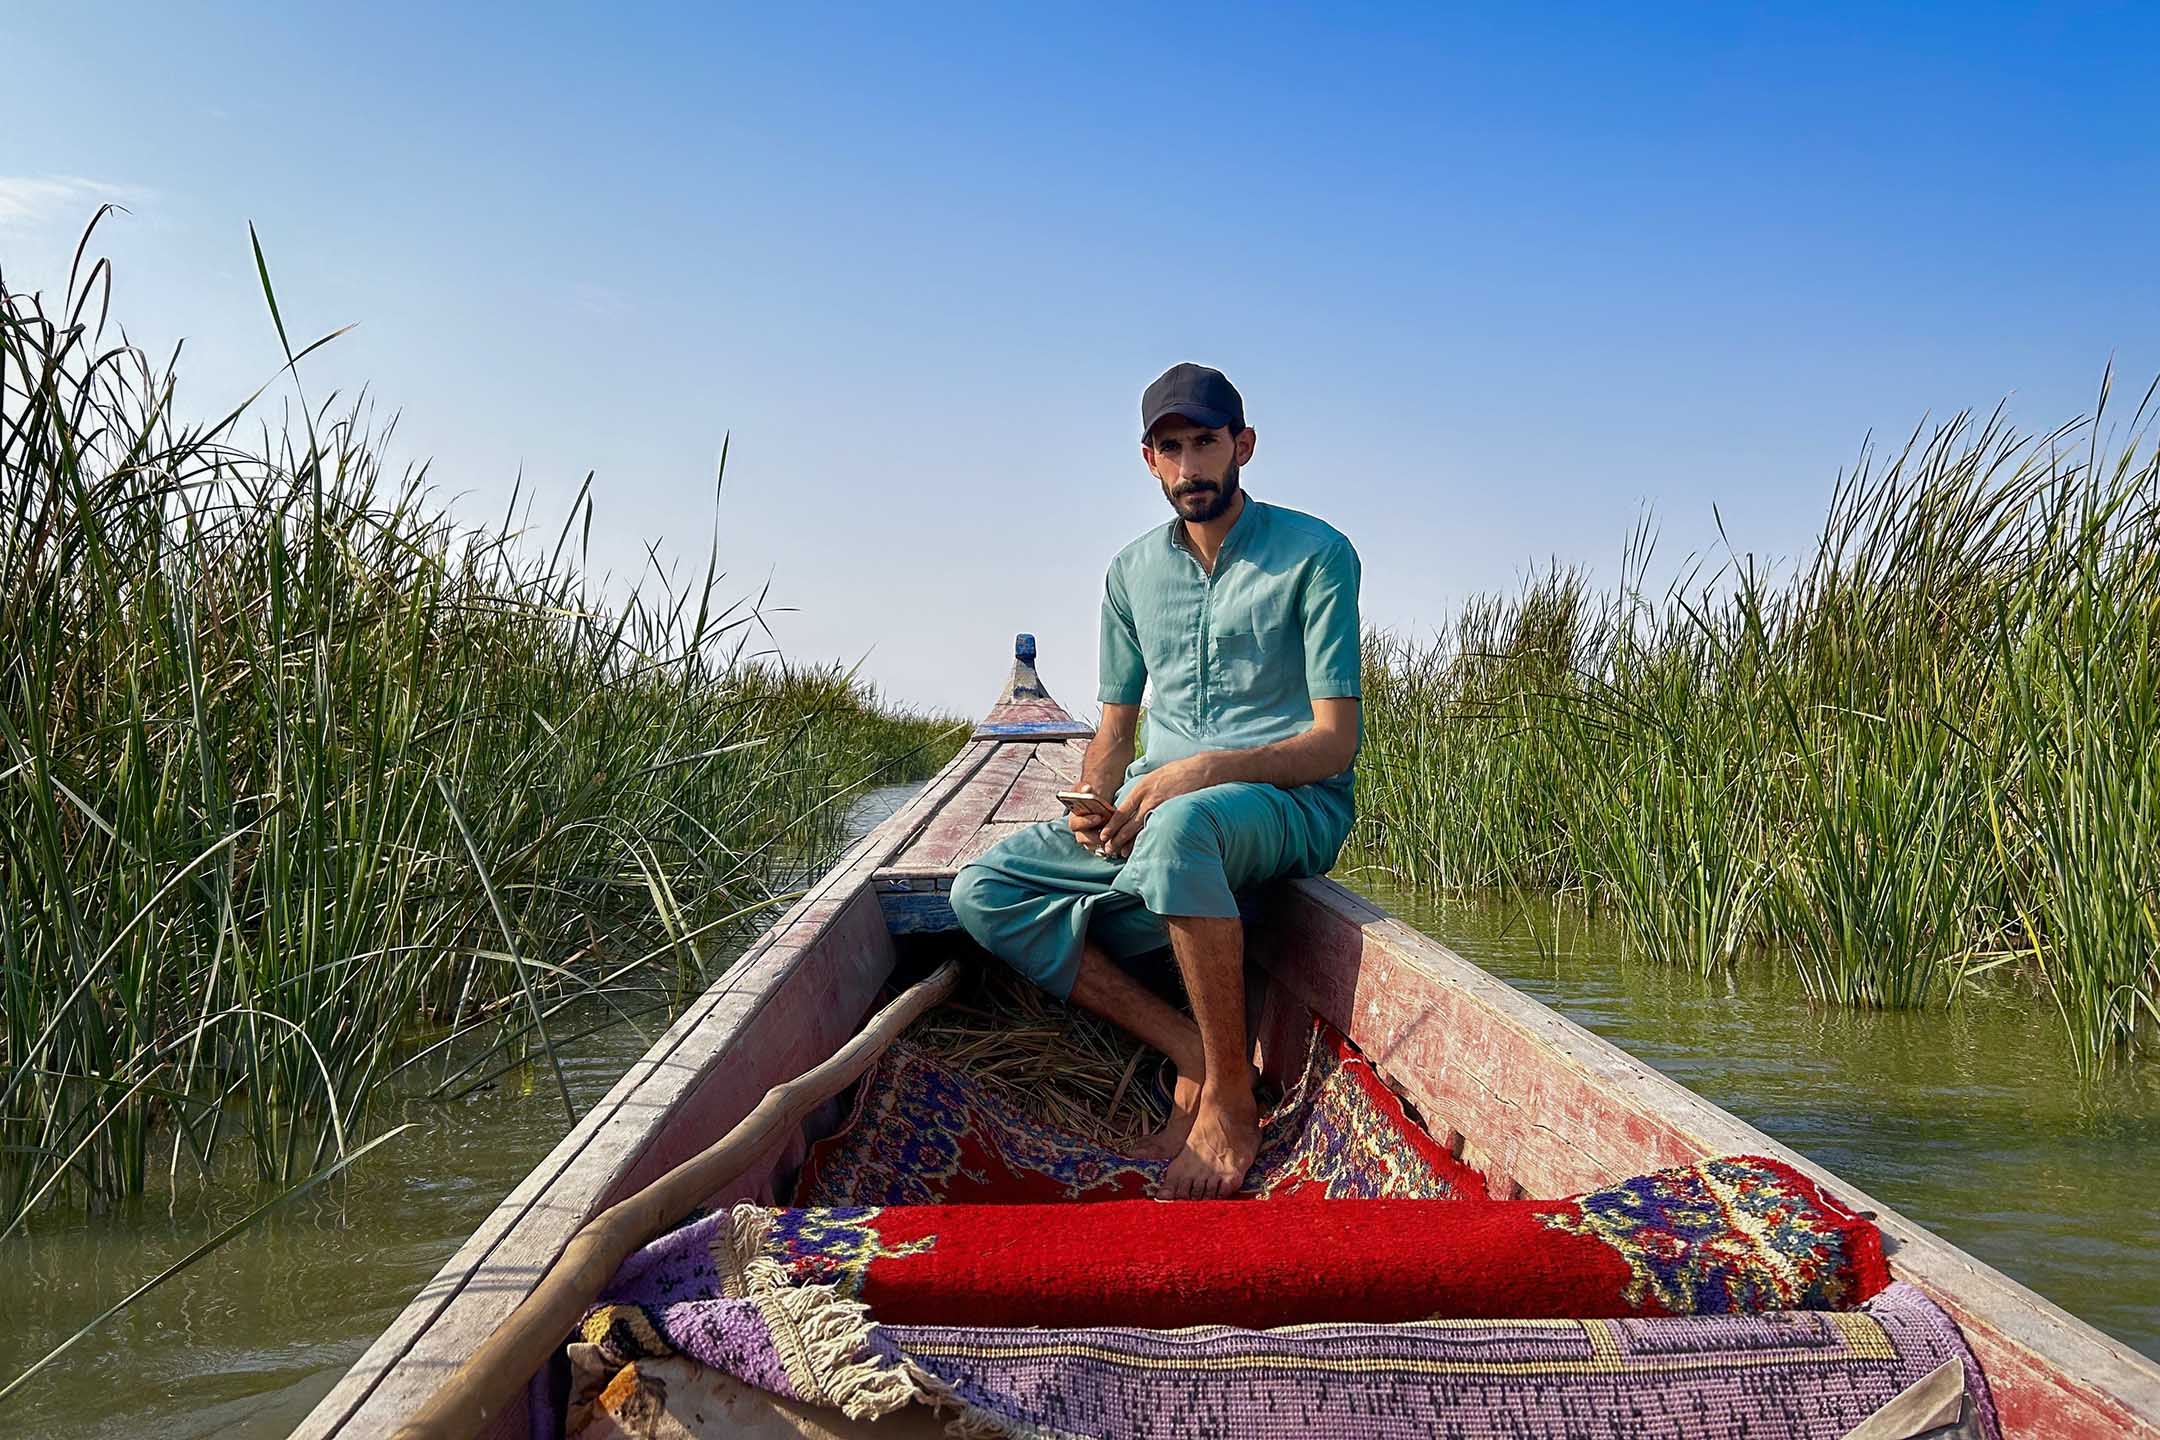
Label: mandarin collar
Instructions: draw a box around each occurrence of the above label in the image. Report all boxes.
[1167,493,1262,562]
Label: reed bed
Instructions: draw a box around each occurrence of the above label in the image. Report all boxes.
[0,226,967,1227]
[1351,388,2160,1073]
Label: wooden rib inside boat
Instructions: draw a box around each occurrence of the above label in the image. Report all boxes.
[297,635,2160,1440]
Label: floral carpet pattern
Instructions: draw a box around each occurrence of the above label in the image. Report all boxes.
[794,1019,1486,1206]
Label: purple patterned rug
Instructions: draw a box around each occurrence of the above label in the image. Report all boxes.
[567,1273,1999,1439]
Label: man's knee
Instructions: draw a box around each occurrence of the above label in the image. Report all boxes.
[1130,788,1230,862]
[949,863,1001,946]
[949,860,1041,948]
[1127,784,1313,910]
[949,863,1078,995]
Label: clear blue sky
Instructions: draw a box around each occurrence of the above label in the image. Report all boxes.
[5,2,2155,715]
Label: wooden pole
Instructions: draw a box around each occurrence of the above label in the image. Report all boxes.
[391,961,961,1440]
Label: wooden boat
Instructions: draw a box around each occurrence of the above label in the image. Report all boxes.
[296,635,2160,1440]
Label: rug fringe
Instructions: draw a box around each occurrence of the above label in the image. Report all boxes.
[892,1354,1022,1439]
[716,1203,944,1424]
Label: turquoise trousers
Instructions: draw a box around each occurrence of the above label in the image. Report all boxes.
[949,780,1354,999]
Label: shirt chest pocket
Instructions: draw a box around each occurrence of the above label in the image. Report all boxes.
[1210,589,1298,694]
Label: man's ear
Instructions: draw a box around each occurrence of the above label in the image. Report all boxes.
[1140,441,1163,479]
[1235,427,1257,464]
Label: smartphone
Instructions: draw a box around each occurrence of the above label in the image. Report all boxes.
[1055,790,1112,816]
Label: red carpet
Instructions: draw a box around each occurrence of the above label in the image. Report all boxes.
[759,1155,1887,1329]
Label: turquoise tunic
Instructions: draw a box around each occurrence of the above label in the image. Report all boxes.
[951,496,1362,997]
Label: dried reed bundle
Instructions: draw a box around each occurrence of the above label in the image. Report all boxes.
[905,966,1171,1145]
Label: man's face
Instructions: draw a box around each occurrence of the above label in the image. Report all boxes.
[1143,417,1256,523]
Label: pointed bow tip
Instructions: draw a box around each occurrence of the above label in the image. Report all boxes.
[976,630,1093,740]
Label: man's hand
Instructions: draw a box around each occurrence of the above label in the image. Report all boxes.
[1065,788,1114,854]
[1096,755,1215,859]
[1068,704,1141,857]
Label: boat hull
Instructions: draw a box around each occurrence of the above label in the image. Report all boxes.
[1248,877,2160,1440]
[296,644,2160,1439]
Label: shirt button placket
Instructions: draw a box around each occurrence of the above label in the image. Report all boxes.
[1195,562,1210,727]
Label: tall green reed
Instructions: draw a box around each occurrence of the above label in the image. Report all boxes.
[0,217,965,1225]
[1352,380,2160,1072]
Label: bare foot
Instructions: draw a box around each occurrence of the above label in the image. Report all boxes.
[1157,1087,1260,1200]
[1130,1070,1202,1160]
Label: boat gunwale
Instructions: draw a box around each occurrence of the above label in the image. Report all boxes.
[1256,876,2160,1437]
[291,737,998,1439]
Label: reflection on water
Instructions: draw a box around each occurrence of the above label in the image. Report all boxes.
[1347,871,2160,1366]
[6,796,2155,1440]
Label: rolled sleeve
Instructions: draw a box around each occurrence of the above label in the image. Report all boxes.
[1302,540,1363,699]
[1097,565,1148,705]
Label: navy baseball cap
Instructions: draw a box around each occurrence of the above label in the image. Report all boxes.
[1141,363,1245,441]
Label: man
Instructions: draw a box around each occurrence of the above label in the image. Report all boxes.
[949,362,1362,1200]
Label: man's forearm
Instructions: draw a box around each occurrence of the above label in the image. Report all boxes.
[1188,726,1354,791]
[1082,720,1137,798]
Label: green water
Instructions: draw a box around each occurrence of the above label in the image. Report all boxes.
[5,794,2156,1438]
[0,1033,669,1438]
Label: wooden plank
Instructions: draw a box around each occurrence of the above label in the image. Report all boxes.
[948,819,1037,869]
[870,739,998,865]
[871,873,943,892]
[881,739,1085,886]
[604,888,896,1203]
[990,753,1071,823]
[1255,877,2160,1440]
[890,742,1032,870]
[973,710,1092,740]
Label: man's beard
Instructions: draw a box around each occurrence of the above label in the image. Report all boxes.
[1165,463,1240,523]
